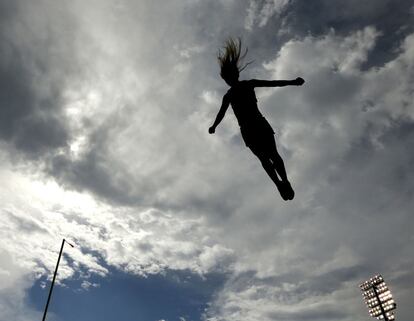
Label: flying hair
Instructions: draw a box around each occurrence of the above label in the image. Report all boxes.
[217,37,251,79]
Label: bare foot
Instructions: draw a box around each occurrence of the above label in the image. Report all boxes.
[275,181,289,201]
[284,181,295,200]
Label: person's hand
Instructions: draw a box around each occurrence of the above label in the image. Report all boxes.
[294,77,305,86]
[209,126,215,134]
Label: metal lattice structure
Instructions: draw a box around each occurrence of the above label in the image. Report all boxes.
[360,275,396,321]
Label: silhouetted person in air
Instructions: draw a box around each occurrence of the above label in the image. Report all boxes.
[209,38,305,201]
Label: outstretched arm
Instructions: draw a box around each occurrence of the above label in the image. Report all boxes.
[209,94,230,134]
[250,77,305,87]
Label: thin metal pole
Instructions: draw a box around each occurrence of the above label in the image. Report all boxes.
[41,239,66,321]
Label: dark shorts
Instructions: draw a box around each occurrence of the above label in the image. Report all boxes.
[240,117,276,154]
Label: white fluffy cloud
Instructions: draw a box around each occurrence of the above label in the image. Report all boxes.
[245,0,291,30]
[0,160,236,319]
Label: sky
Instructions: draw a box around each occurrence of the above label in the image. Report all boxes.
[0,0,414,320]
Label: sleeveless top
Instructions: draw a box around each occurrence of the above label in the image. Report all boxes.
[226,80,264,129]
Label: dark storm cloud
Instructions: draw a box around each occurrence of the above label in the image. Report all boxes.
[238,0,414,74]
[281,0,414,68]
[0,0,80,158]
[47,121,152,207]
[49,152,139,205]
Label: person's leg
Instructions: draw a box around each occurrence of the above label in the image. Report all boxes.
[266,137,289,182]
[271,151,289,182]
[267,137,295,200]
[250,147,289,201]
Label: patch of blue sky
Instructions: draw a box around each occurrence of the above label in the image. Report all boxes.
[27,264,227,321]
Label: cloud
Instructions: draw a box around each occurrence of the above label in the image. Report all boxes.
[0,1,84,159]
[245,0,291,30]
[80,280,100,291]
[0,249,42,321]
[0,1,413,321]
[202,26,414,321]
[278,0,414,67]
[0,161,237,319]
[0,2,247,317]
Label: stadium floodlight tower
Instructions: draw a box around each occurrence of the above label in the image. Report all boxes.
[359,274,396,321]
